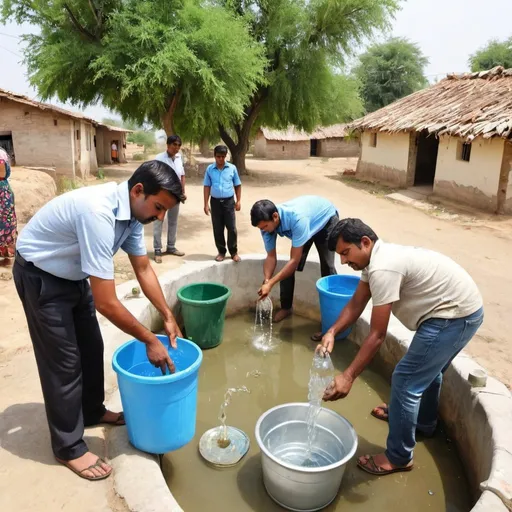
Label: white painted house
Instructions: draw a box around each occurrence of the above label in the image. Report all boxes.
[350,67,512,213]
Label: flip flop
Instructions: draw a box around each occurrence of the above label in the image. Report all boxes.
[370,404,389,422]
[357,455,413,476]
[56,457,112,481]
[231,254,241,262]
[101,411,125,426]
[215,254,225,262]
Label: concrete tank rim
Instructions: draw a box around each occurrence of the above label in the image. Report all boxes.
[102,255,512,512]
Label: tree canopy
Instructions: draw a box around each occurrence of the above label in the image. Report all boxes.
[354,37,428,113]
[2,0,266,136]
[3,0,399,172]
[216,0,399,170]
[469,37,512,72]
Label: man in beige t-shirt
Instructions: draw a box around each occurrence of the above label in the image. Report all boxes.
[317,218,483,477]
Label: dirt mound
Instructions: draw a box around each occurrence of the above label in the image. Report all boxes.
[9,167,57,223]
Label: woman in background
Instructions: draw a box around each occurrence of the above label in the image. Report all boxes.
[0,148,17,265]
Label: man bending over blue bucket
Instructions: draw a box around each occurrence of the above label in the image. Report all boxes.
[250,195,338,334]
[317,218,483,476]
[14,160,184,481]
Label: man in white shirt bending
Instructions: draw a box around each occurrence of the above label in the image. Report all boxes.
[318,218,483,477]
[153,135,186,262]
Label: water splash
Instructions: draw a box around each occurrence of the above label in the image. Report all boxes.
[217,386,250,447]
[303,352,335,465]
[252,297,274,351]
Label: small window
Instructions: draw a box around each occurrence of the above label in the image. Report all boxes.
[94,135,97,148]
[369,132,377,147]
[282,145,285,151]
[457,141,472,162]
[53,119,58,126]
[76,130,80,140]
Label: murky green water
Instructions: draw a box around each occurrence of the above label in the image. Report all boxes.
[162,313,471,511]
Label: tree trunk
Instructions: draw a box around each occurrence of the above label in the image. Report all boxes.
[161,90,180,136]
[218,90,268,174]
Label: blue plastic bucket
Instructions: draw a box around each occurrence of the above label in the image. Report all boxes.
[112,335,203,454]
[316,275,360,340]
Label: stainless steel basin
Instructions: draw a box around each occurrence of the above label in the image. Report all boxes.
[255,402,358,511]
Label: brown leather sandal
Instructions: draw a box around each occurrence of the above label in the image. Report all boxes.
[56,457,112,481]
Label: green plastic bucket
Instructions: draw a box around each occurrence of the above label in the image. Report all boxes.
[177,282,232,349]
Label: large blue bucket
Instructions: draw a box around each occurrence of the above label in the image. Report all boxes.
[112,335,203,454]
[316,275,360,339]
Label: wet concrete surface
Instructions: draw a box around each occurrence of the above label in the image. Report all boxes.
[162,313,471,511]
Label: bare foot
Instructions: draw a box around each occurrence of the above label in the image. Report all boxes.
[370,403,389,421]
[215,254,225,262]
[154,252,162,264]
[231,254,241,262]
[56,451,112,480]
[274,308,292,323]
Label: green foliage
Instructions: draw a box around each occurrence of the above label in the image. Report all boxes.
[127,131,155,150]
[354,37,428,113]
[96,168,105,180]
[469,37,512,72]
[132,152,145,161]
[215,0,399,169]
[2,0,266,136]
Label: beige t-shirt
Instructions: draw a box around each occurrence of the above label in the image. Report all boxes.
[361,240,483,331]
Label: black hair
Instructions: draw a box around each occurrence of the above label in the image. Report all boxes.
[250,199,278,226]
[214,145,228,156]
[167,135,182,145]
[328,218,379,251]
[127,160,185,203]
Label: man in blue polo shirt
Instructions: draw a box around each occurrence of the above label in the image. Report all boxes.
[203,145,242,262]
[250,196,339,325]
[14,160,184,482]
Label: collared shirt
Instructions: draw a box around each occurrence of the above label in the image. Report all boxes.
[361,239,483,330]
[203,162,241,199]
[155,151,185,179]
[262,196,337,252]
[16,181,146,281]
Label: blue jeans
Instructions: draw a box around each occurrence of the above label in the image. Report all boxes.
[386,307,484,466]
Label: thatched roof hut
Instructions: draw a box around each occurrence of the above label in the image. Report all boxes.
[350,66,512,141]
[255,124,358,159]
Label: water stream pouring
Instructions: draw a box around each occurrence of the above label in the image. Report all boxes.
[252,297,274,351]
[199,386,251,466]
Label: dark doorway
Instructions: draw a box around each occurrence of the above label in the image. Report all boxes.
[0,132,15,165]
[414,130,439,186]
[310,139,318,157]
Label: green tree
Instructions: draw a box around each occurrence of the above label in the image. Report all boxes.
[215,0,398,171]
[2,0,266,150]
[127,130,155,151]
[469,37,512,72]
[354,37,428,113]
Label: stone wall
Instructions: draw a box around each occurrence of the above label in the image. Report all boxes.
[317,138,360,158]
[264,140,310,159]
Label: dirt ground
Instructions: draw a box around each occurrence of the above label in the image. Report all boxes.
[1,156,512,388]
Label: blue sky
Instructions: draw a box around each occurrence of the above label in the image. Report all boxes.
[0,0,510,123]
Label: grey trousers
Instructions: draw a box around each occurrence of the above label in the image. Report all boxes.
[13,255,106,460]
[153,203,180,252]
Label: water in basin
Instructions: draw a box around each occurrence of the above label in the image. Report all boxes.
[162,312,471,511]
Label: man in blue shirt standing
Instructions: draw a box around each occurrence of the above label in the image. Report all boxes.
[153,135,186,263]
[250,196,339,326]
[203,145,242,262]
[14,161,184,482]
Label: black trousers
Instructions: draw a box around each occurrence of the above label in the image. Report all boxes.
[280,214,339,310]
[210,196,238,256]
[13,255,106,460]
